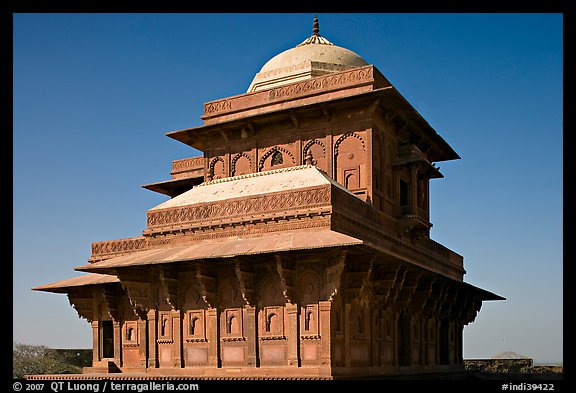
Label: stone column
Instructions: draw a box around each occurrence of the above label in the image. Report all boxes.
[113,321,122,367]
[319,301,332,366]
[138,319,147,368]
[207,308,219,367]
[172,310,181,368]
[147,309,157,368]
[245,305,257,367]
[286,303,299,366]
[91,321,99,364]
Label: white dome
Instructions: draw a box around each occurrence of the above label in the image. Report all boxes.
[258,43,368,75]
[247,17,369,93]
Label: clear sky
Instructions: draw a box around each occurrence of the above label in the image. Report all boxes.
[13,13,563,364]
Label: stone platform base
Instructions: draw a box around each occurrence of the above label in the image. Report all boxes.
[26,365,468,380]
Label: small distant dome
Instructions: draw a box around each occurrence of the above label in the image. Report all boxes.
[247,16,369,93]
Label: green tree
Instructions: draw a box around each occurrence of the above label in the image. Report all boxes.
[12,342,84,378]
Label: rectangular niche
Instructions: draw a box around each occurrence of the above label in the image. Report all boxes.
[222,308,243,339]
[260,306,284,339]
[157,311,173,343]
[123,321,139,346]
[300,304,319,337]
[184,310,206,342]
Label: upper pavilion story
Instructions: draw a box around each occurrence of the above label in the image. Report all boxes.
[143,17,458,244]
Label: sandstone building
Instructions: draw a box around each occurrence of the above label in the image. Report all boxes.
[34,17,503,379]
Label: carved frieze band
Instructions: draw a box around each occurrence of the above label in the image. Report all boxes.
[203,65,374,117]
[171,156,204,174]
[92,237,147,258]
[267,66,373,101]
[204,99,232,115]
[147,186,331,230]
[146,214,330,244]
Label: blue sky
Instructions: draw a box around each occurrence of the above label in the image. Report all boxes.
[13,13,563,364]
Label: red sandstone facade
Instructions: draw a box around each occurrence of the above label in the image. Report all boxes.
[33,18,502,379]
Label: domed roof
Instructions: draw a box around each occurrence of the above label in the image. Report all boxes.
[247,17,369,93]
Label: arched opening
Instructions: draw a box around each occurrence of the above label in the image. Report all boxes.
[101,320,114,358]
[227,315,239,335]
[305,310,314,332]
[126,326,134,341]
[190,316,199,336]
[266,312,279,333]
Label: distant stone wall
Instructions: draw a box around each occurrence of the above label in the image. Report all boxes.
[464,359,562,379]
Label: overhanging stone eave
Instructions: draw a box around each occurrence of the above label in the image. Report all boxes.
[142,176,204,198]
[75,227,365,274]
[379,87,460,162]
[33,272,121,294]
[352,238,466,282]
[165,87,391,149]
[342,241,503,303]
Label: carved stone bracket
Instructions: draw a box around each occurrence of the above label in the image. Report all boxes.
[101,284,127,322]
[159,266,179,310]
[195,263,216,308]
[395,271,421,311]
[410,277,435,315]
[372,263,402,308]
[327,249,347,302]
[275,254,295,304]
[92,286,114,321]
[67,294,95,322]
[437,282,459,320]
[234,258,254,306]
[356,256,376,308]
[426,280,449,318]
[463,295,483,325]
[117,272,152,320]
[387,266,408,309]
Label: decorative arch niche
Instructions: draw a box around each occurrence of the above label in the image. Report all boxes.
[231,153,252,176]
[303,139,327,172]
[259,146,295,172]
[258,274,285,338]
[334,132,366,194]
[209,156,226,180]
[298,270,321,337]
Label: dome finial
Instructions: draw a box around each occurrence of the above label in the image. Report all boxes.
[312,16,320,36]
[297,15,334,47]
